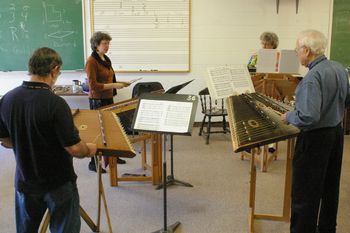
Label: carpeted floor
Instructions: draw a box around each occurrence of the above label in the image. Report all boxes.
[1,128,350,233]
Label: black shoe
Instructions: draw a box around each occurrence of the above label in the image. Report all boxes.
[268,148,276,153]
[88,161,106,173]
[117,158,126,164]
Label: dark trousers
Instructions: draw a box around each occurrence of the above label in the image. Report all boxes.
[89,98,114,110]
[15,182,80,233]
[291,124,343,233]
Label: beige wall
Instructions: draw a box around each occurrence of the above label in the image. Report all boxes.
[0,0,333,120]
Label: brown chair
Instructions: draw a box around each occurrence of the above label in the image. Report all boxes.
[198,87,228,144]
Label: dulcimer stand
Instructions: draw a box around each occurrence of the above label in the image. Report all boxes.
[248,138,295,233]
[39,153,113,233]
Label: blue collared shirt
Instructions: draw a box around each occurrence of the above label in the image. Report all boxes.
[286,55,350,131]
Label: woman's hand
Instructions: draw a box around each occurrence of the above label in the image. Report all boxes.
[104,82,131,90]
[114,82,131,89]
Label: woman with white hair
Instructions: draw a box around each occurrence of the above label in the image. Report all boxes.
[282,29,350,233]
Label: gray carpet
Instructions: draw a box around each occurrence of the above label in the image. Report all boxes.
[1,128,350,233]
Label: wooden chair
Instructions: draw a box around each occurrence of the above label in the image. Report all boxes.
[198,87,228,144]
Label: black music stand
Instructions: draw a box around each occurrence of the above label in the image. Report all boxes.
[156,79,194,190]
[131,93,198,233]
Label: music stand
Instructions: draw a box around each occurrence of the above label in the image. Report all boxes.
[131,93,198,233]
[156,79,195,189]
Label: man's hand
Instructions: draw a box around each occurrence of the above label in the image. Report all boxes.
[85,143,97,157]
[281,113,289,124]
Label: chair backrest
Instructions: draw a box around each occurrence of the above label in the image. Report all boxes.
[132,82,164,98]
[198,87,225,113]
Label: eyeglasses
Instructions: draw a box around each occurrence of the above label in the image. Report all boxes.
[294,46,306,53]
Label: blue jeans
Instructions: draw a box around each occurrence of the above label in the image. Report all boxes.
[15,181,81,233]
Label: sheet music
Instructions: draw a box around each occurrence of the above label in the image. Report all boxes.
[278,50,300,74]
[133,99,192,133]
[206,65,255,99]
[256,49,300,74]
[256,49,278,73]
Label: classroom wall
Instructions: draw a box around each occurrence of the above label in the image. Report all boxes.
[0,0,333,121]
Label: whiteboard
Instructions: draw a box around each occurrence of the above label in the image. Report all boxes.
[91,0,191,72]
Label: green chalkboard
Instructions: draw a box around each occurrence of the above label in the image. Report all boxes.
[0,0,84,71]
[330,0,350,67]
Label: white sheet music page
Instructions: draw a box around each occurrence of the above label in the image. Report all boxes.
[256,49,278,73]
[134,99,192,133]
[278,50,300,74]
[206,65,254,99]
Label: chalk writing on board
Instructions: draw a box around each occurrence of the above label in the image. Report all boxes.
[0,0,84,71]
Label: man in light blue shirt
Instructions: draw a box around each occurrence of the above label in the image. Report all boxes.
[282,30,350,233]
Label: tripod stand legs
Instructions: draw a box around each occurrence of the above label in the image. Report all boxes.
[156,135,193,190]
[156,175,193,190]
[95,155,113,233]
[39,206,98,233]
[151,221,181,233]
[153,134,181,233]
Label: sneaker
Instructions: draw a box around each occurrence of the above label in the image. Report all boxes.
[117,158,126,164]
[88,161,106,173]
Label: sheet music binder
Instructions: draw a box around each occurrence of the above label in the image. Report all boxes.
[131,93,198,135]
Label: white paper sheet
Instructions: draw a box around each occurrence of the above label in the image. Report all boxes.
[205,65,255,99]
[133,99,192,133]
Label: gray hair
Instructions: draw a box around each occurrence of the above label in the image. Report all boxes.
[297,29,327,55]
[28,47,62,76]
[260,31,279,49]
[90,31,112,51]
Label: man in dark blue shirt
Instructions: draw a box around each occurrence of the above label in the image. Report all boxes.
[0,47,97,233]
[282,30,350,233]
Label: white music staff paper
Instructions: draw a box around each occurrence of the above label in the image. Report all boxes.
[205,65,255,99]
[133,99,192,133]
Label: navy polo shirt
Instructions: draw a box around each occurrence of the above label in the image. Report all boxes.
[0,81,81,193]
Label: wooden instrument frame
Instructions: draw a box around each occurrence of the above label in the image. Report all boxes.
[248,138,295,233]
[242,73,300,172]
[98,98,162,186]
